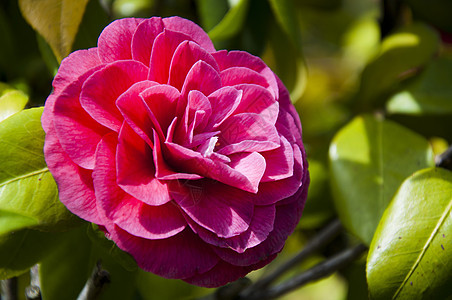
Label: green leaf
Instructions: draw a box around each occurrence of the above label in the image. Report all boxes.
[208,0,251,42]
[196,0,229,32]
[0,83,28,122]
[357,23,439,106]
[329,115,434,245]
[0,229,64,279]
[40,224,138,300]
[268,0,303,53]
[18,0,90,62]
[0,107,79,233]
[367,167,452,299]
[387,57,452,115]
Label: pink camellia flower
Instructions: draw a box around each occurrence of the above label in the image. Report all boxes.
[42,16,309,287]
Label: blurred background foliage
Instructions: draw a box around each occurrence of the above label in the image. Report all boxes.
[1,0,452,299]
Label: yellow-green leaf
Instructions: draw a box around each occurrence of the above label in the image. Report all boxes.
[18,0,89,62]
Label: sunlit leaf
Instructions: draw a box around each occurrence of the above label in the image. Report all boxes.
[329,115,434,245]
[387,57,452,115]
[0,83,28,122]
[367,167,452,299]
[208,0,250,42]
[18,0,90,62]
[357,22,439,107]
[0,108,79,233]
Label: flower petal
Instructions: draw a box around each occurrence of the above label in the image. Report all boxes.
[98,18,143,63]
[53,65,109,169]
[162,16,215,53]
[172,180,254,238]
[94,133,185,239]
[213,194,304,266]
[207,86,242,128]
[217,113,280,155]
[212,50,278,98]
[80,60,149,132]
[44,126,102,224]
[131,17,164,65]
[168,41,219,91]
[108,226,219,279]
[117,122,172,206]
[116,80,158,147]
[148,29,192,84]
[261,135,294,182]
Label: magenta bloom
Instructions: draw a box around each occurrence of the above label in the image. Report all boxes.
[42,17,309,287]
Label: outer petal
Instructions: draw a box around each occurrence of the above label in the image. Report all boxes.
[53,65,109,169]
[188,204,276,252]
[108,226,219,279]
[44,126,102,224]
[98,18,143,63]
[80,60,149,132]
[212,50,278,98]
[183,256,276,288]
[131,17,164,65]
[220,67,269,90]
[162,16,216,52]
[94,133,185,239]
[171,180,254,238]
[116,122,171,206]
[213,191,305,267]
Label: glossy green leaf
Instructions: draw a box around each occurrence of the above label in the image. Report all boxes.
[0,107,79,233]
[358,23,439,106]
[208,0,250,42]
[387,57,452,115]
[367,167,452,299]
[0,229,64,279]
[268,0,303,52]
[329,115,434,245]
[0,83,28,122]
[18,0,89,62]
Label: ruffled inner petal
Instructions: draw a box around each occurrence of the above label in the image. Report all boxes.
[116,122,172,206]
[221,67,269,90]
[80,60,149,132]
[217,113,280,156]
[171,180,254,238]
[261,135,294,182]
[53,65,109,169]
[98,18,143,63]
[94,133,185,239]
[116,80,158,147]
[131,17,164,65]
[140,84,180,138]
[232,84,279,125]
[207,87,242,128]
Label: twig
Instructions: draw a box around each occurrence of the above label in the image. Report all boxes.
[25,265,41,300]
[436,145,452,171]
[76,261,110,300]
[245,244,367,300]
[240,219,342,298]
[1,278,18,300]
